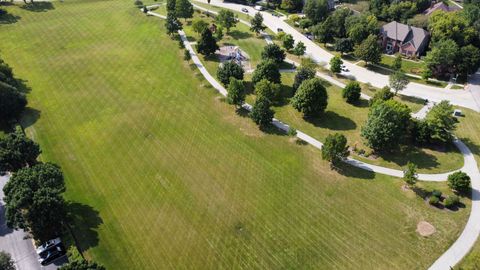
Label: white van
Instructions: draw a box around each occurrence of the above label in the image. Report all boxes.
[254,5,264,11]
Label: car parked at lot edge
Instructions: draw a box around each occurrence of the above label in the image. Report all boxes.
[39,244,66,266]
[241,7,248,13]
[36,238,62,255]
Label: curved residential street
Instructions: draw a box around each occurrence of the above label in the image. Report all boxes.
[193,0,480,112]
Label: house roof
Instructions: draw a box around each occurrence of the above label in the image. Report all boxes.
[380,21,429,52]
[424,2,460,16]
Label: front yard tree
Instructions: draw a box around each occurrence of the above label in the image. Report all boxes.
[334,38,353,55]
[0,252,14,270]
[0,128,41,172]
[425,100,458,143]
[354,34,381,66]
[3,162,67,241]
[252,60,281,84]
[293,66,316,90]
[216,61,244,86]
[303,0,329,23]
[458,45,480,78]
[291,78,328,118]
[216,10,237,33]
[282,34,295,51]
[227,78,246,108]
[196,28,219,56]
[250,12,266,35]
[393,54,402,71]
[403,162,418,188]
[389,71,409,95]
[261,44,286,64]
[424,39,458,78]
[293,41,306,56]
[165,12,182,36]
[342,81,361,104]
[361,100,411,151]
[321,133,349,166]
[448,171,471,194]
[250,97,274,128]
[312,22,334,46]
[175,0,193,21]
[329,55,342,73]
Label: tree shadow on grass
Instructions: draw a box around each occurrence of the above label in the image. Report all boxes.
[376,145,441,170]
[0,9,20,24]
[460,137,480,158]
[260,123,287,136]
[398,94,425,107]
[21,2,54,12]
[351,98,369,108]
[334,162,375,180]
[229,30,252,40]
[305,111,357,131]
[67,202,103,253]
[19,107,41,129]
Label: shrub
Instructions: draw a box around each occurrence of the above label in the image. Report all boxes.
[330,55,343,73]
[431,189,442,198]
[134,0,143,6]
[298,18,313,29]
[444,195,460,208]
[448,171,471,193]
[429,195,440,205]
[342,81,361,103]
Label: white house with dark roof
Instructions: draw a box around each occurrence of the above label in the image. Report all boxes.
[379,21,430,57]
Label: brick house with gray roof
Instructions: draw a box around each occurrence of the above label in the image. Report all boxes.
[379,21,430,57]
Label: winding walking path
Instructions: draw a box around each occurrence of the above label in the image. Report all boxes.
[146,8,480,270]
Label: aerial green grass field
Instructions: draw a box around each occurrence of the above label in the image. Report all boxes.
[0,1,473,269]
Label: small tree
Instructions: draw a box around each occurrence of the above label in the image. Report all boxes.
[165,13,182,36]
[334,38,353,55]
[192,18,209,34]
[227,78,246,108]
[392,54,402,71]
[216,9,237,33]
[250,12,266,35]
[0,252,14,270]
[421,68,432,81]
[184,50,191,62]
[282,34,295,51]
[425,100,458,143]
[321,133,349,166]
[329,55,342,73]
[291,78,328,118]
[293,66,316,91]
[448,171,471,194]
[250,97,274,128]
[354,34,381,65]
[215,26,224,40]
[175,0,194,21]
[216,61,244,86]
[252,60,281,84]
[293,41,306,56]
[342,81,361,104]
[370,86,394,106]
[255,79,280,102]
[389,71,409,95]
[403,162,417,188]
[0,82,27,122]
[196,28,219,56]
[261,44,286,64]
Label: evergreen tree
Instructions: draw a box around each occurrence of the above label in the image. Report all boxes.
[196,28,219,56]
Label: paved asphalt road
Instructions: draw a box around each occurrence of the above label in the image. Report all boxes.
[0,175,66,270]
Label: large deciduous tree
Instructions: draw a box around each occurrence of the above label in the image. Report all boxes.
[424,39,458,78]
[291,78,328,117]
[425,100,458,143]
[0,81,27,123]
[3,162,67,241]
[250,97,274,128]
[252,60,281,84]
[227,78,246,108]
[216,10,237,33]
[293,66,316,91]
[250,12,266,35]
[303,0,329,24]
[254,79,280,102]
[361,100,411,151]
[0,128,40,172]
[175,0,193,21]
[261,44,286,64]
[354,34,381,65]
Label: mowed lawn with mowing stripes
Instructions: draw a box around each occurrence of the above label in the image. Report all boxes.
[0,1,471,269]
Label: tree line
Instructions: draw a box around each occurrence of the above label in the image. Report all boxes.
[0,54,104,270]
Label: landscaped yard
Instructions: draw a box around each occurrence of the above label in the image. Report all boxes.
[0,1,473,269]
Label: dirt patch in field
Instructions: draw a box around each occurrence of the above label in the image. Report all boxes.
[417,221,436,237]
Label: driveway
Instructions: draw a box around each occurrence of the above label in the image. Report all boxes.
[0,175,65,270]
[194,0,480,112]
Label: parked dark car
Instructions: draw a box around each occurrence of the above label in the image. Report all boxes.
[39,245,66,266]
[36,238,62,255]
[277,28,283,32]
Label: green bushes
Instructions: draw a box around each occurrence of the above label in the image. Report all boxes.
[429,195,440,205]
[444,195,460,208]
[448,171,471,194]
[342,81,361,104]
